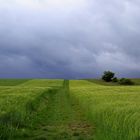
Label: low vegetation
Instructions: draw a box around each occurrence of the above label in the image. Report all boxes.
[0,79,94,140]
[0,78,139,140]
[70,80,140,140]
[119,78,134,85]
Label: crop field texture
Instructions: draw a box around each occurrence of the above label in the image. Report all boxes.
[0,79,140,140]
[70,80,140,140]
[0,79,94,140]
[0,79,63,140]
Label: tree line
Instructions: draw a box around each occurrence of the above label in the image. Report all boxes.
[102,71,134,85]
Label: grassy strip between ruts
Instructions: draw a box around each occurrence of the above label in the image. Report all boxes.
[0,80,94,140]
[15,80,94,140]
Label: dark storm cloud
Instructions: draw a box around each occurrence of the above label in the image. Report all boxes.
[0,0,140,78]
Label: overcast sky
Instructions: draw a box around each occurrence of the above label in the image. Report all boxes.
[0,0,140,79]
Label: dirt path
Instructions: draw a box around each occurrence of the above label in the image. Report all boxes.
[21,80,94,140]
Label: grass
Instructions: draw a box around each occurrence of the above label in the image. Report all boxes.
[0,79,63,139]
[0,79,94,140]
[70,80,140,140]
[18,80,94,140]
[0,87,48,139]
[0,78,140,140]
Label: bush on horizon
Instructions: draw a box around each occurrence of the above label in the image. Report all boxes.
[112,77,118,82]
[119,78,134,85]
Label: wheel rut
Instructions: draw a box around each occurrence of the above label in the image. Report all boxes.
[21,80,94,140]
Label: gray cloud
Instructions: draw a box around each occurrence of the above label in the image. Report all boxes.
[0,0,140,78]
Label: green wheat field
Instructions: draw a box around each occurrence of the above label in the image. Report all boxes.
[0,79,140,140]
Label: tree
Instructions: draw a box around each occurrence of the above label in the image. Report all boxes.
[102,71,115,82]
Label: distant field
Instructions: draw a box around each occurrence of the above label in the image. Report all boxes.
[20,79,63,87]
[132,79,140,85]
[0,79,140,140]
[0,79,30,86]
[87,78,140,86]
[87,79,119,86]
